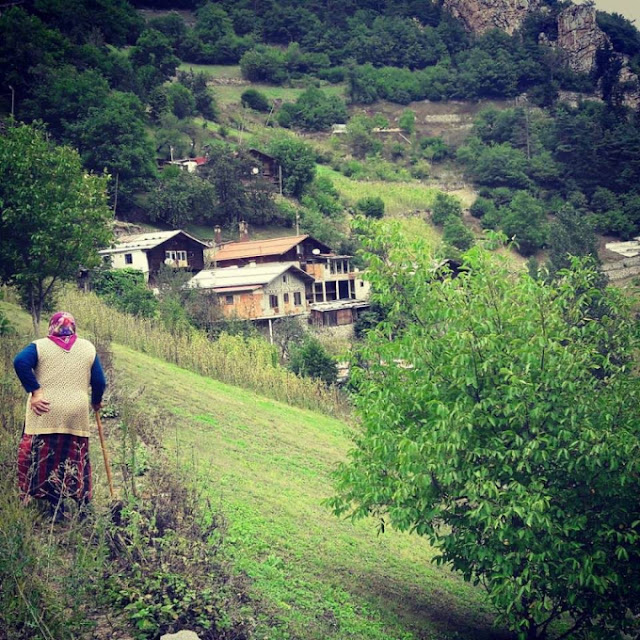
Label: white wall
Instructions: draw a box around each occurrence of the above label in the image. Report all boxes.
[103,250,150,279]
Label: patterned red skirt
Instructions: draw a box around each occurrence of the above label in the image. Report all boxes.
[18,433,92,504]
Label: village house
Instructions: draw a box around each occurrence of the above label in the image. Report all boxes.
[247,148,280,188]
[187,262,315,330]
[159,155,209,173]
[99,230,208,282]
[204,234,370,327]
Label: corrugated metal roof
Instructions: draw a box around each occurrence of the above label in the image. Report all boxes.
[188,262,314,291]
[211,235,312,262]
[99,230,208,254]
[606,238,640,258]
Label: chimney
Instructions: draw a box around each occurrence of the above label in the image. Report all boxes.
[239,220,249,242]
[214,225,222,245]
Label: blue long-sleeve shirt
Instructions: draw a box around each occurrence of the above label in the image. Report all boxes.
[14,343,107,406]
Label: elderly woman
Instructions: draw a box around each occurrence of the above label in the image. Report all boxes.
[13,311,106,519]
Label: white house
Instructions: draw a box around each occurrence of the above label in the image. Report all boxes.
[99,230,208,282]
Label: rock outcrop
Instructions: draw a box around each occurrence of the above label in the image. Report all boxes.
[442,0,543,36]
[556,4,609,74]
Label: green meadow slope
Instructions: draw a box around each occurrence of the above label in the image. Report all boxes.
[113,343,508,640]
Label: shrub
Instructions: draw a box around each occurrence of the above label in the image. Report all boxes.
[266,136,316,198]
[279,87,348,131]
[275,103,296,128]
[241,88,271,112]
[316,66,346,83]
[500,191,548,256]
[166,82,196,119]
[442,216,475,251]
[92,269,158,318]
[470,196,496,219]
[419,136,450,162]
[398,109,416,134]
[240,46,288,84]
[410,159,431,179]
[431,192,462,225]
[356,196,385,219]
[289,337,338,386]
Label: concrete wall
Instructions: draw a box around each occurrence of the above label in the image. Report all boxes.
[220,273,309,320]
[106,250,150,279]
[262,272,308,317]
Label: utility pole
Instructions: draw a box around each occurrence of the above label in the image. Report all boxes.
[113,172,119,216]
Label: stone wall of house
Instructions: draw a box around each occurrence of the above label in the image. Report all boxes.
[442,0,542,36]
[602,255,640,282]
[314,324,355,341]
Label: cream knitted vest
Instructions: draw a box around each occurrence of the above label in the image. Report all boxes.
[24,338,96,438]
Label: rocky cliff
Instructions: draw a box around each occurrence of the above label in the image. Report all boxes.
[556,4,609,74]
[442,0,543,36]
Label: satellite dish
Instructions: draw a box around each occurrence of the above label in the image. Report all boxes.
[251,167,260,175]
[312,248,321,255]
[164,258,174,265]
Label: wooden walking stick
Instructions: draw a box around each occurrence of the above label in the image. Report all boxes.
[95,410,115,500]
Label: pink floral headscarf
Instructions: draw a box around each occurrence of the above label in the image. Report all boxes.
[47,312,77,351]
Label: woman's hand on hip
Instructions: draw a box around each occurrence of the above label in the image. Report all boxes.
[30,389,50,416]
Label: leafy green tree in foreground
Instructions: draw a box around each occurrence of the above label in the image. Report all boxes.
[0,122,113,332]
[331,223,640,640]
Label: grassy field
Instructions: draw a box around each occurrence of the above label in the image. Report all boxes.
[179,64,347,108]
[316,166,442,247]
[113,343,505,640]
[317,166,439,215]
[215,82,347,108]
[179,63,243,78]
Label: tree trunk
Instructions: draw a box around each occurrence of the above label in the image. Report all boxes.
[29,288,40,336]
[527,618,540,640]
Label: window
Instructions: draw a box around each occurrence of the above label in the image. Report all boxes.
[282,274,288,283]
[224,295,234,305]
[165,250,187,263]
[124,253,133,265]
[269,295,278,309]
[294,292,302,306]
[284,293,289,303]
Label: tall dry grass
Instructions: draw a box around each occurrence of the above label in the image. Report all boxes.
[59,288,351,419]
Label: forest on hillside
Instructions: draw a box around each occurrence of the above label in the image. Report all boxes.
[2,0,640,256]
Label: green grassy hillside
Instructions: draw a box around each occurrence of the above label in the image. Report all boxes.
[113,343,507,640]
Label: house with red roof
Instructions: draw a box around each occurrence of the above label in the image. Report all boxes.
[201,234,370,327]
